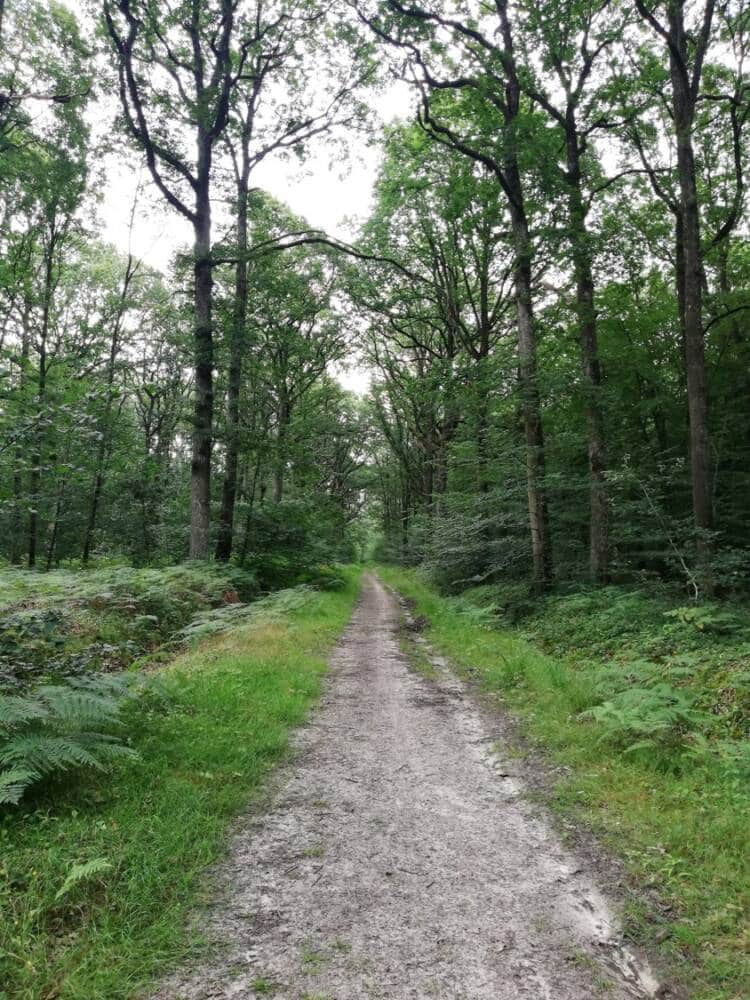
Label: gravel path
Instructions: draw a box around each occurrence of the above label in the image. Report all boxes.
[153,572,658,1000]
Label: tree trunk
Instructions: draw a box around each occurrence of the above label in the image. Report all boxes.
[566,122,609,583]
[675,122,712,541]
[190,167,214,559]
[82,257,134,565]
[28,243,55,568]
[663,0,714,567]
[216,167,250,561]
[11,298,31,565]
[508,191,552,591]
[46,471,68,571]
[238,455,262,563]
[273,396,290,503]
[497,0,552,591]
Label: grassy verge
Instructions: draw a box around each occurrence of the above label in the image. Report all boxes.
[377,565,749,1000]
[0,567,361,1000]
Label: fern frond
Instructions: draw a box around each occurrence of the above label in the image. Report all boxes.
[0,694,49,729]
[55,858,112,901]
[2,735,114,774]
[0,766,40,804]
[36,687,123,729]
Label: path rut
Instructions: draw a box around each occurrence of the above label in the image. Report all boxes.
[153,573,658,1000]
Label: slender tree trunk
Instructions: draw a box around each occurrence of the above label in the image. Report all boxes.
[82,257,134,565]
[566,125,609,583]
[675,214,688,364]
[83,441,108,565]
[497,0,552,591]
[216,167,250,560]
[273,396,290,503]
[508,193,552,591]
[421,427,436,512]
[238,455,262,563]
[190,162,214,559]
[661,1,715,570]
[46,471,68,571]
[11,299,31,564]
[675,120,712,541]
[28,244,55,568]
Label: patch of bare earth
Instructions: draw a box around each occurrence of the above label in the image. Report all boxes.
[152,573,659,1000]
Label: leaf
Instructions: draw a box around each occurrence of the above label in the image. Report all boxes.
[55,858,112,901]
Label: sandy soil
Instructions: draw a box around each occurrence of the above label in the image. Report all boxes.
[152,572,659,1000]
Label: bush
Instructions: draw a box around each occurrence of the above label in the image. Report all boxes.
[582,683,707,757]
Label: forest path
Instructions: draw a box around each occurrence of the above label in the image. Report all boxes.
[153,573,658,1000]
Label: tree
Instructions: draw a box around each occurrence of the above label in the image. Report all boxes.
[629,0,750,571]
[102,0,251,558]
[214,0,369,559]
[357,0,553,589]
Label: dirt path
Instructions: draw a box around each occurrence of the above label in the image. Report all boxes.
[154,573,658,1000]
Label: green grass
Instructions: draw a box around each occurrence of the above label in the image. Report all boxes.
[0,567,361,1000]
[377,566,750,1000]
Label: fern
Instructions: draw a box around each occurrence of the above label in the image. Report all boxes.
[174,585,315,644]
[581,683,707,754]
[55,858,112,901]
[0,674,140,805]
[0,765,41,805]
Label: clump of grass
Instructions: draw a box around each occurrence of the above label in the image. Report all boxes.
[0,567,361,999]
[378,566,750,1000]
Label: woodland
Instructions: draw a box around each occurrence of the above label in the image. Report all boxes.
[0,0,749,592]
[0,1,749,998]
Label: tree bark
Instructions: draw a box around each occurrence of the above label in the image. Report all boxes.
[28,236,55,568]
[674,108,713,541]
[190,164,214,559]
[565,121,609,583]
[513,222,552,592]
[82,256,135,564]
[635,0,715,564]
[499,0,552,592]
[506,161,552,591]
[11,298,31,565]
[273,395,290,503]
[215,163,250,560]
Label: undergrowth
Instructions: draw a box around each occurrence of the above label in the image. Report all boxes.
[0,562,346,689]
[0,566,361,999]
[378,566,750,1000]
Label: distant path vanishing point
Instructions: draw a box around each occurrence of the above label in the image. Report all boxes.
[153,572,659,1000]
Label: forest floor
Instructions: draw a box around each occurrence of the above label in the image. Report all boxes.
[152,573,660,1000]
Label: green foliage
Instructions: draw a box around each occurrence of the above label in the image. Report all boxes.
[379,566,750,1000]
[0,674,139,804]
[0,563,260,688]
[55,858,112,902]
[582,684,706,758]
[173,585,316,644]
[0,567,362,999]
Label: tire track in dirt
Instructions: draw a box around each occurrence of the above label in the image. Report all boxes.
[152,572,658,1000]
